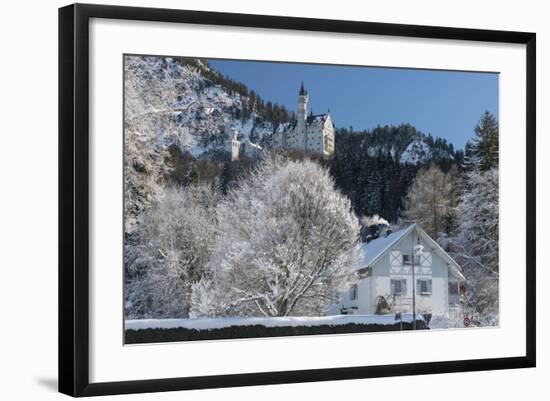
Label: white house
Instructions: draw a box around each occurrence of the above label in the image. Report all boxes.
[332,224,465,324]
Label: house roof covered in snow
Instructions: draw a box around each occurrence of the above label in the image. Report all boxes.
[360,225,415,268]
[359,223,465,280]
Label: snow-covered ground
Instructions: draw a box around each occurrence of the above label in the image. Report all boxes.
[125,314,425,331]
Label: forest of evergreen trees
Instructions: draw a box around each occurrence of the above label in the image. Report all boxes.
[328,124,462,223]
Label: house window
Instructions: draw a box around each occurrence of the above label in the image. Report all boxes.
[448,282,459,295]
[402,254,420,265]
[417,279,432,295]
[391,279,407,296]
[350,284,358,300]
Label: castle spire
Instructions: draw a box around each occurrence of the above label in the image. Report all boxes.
[299,81,307,96]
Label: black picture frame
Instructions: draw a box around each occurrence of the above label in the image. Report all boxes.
[59,3,536,397]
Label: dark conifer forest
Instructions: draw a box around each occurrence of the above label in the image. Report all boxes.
[329,124,462,222]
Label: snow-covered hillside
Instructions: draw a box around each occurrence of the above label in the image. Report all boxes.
[127,56,284,158]
[348,123,455,168]
[400,139,431,164]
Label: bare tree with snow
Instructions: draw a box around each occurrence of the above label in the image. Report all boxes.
[191,157,362,318]
[402,164,456,238]
[124,56,195,233]
[125,184,220,319]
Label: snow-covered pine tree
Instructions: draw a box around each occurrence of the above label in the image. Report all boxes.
[454,168,499,326]
[446,111,499,326]
[191,157,362,318]
[472,111,499,171]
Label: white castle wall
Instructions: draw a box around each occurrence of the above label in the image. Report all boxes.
[231,86,335,160]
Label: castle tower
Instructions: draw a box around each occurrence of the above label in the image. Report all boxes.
[230,127,240,161]
[295,82,308,151]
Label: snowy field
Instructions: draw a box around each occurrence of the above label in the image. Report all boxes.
[126,314,425,331]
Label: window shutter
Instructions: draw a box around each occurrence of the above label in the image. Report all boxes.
[427,280,432,293]
[401,279,407,296]
[390,279,395,295]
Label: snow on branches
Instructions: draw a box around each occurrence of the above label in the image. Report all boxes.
[453,168,499,326]
[402,164,459,238]
[124,56,196,233]
[191,157,362,318]
[125,184,220,319]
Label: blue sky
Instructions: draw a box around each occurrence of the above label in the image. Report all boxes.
[209,59,499,150]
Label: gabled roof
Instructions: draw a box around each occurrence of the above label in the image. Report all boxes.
[306,113,330,125]
[360,224,415,268]
[359,223,465,280]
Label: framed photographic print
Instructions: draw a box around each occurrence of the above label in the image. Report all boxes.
[59,3,536,397]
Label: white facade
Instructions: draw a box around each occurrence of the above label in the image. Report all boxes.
[227,127,263,161]
[273,84,335,156]
[229,127,240,161]
[332,224,465,323]
[230,84,335,161]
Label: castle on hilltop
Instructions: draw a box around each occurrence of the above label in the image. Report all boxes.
[229,83,335,161]
[273,83,335,157]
